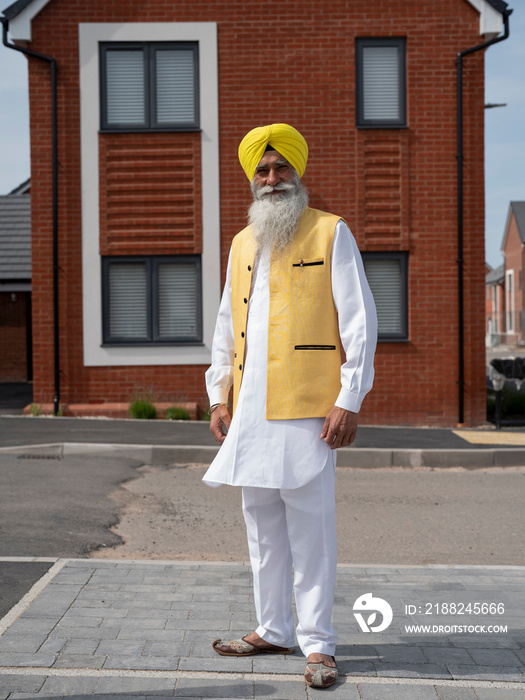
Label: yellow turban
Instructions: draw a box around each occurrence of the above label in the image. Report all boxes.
[238,123,308,181]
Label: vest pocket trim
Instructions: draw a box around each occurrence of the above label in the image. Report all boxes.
[294,344,336,350]
[292,258,324,267]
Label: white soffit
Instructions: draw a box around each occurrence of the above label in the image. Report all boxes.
[6,0,52,41]
[465,0,505,39]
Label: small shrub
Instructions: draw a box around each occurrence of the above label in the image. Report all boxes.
[165,406,190,421]
[28,403,43,416]
[129,400,157,420]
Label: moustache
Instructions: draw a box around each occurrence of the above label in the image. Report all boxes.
[256,181,296,199]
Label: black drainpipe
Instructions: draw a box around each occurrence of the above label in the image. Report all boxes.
[456,7,511,425]
[1,16,60,416]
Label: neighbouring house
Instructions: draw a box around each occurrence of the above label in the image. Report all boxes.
[485,263,505,347]
[0,0,510,425]
[500,201,525,347]
[0,179,32,382]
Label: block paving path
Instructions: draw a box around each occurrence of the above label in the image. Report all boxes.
[0,560,524,699]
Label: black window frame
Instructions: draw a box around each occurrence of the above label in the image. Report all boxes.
[362,251,409,341]
[355,37,407,129]
[102,255,203,346]
[100,42,200,132]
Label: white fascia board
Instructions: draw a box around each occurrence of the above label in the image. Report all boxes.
[6,0,52,42]
[465,0,505,39]
[79,23,220,367]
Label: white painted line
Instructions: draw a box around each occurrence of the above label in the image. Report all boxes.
[0,559,68,635]
[0,667,522,689]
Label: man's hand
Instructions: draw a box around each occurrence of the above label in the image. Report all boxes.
[209,404,231,445]
[320,406,358,449]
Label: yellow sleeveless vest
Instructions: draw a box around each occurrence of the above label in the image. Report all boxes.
[231,207,343,419]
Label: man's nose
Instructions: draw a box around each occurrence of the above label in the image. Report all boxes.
[267,168,279,186]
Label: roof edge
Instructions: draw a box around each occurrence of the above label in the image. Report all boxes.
[1,0,51,42]
[465,0,510,39]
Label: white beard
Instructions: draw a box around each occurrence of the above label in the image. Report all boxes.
[248,174,309,253]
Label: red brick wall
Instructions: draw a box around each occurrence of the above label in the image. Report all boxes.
[0,292,28,381]
[26,0,487,424]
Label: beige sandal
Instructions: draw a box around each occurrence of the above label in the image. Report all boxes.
[304,657,338,688]
[212,636,295,657]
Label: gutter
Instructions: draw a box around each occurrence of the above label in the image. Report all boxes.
[1,15,60,416]
[456,6,512,425]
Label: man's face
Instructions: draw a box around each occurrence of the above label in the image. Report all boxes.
[252,151,297,200]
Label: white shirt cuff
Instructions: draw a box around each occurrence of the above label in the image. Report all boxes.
[334,388,363,414]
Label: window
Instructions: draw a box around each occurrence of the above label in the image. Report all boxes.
[102,256,202,344]
[356,38,406,128]
[362,252,408,340]
[100,43,199,131]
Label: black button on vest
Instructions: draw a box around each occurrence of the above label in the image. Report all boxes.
[241,332,245,338]
[244,298,248,304]
[248,265,252,271]
[239,364,242,370]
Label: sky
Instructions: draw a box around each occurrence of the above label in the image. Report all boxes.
[0,4,524,268]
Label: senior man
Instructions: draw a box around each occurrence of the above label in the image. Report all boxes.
[204,123,377,688]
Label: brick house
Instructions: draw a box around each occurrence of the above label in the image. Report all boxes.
[0,180,32,383]
[499,201,525,346]
[1,0,510,425]
[485,263,505,347]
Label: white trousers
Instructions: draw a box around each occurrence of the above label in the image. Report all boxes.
[241,459,338,657]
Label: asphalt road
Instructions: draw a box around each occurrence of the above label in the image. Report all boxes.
[0,415,493,449]
[1,452,524,597]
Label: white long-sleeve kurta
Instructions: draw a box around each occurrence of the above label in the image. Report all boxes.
[203,220,377,489]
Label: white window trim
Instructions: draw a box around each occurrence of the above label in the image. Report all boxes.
[506,269,514,333]
[79,23,219,366]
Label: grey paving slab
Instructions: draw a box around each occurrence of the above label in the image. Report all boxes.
[475,690,525,699]
[103,654,181,670]
[179,655,253,672]
[52,652,106,668]
[115,628,185,641]
[0,674,47,694]
[95,639,146,655]
[337,658,377,675]
[0,652,56,667]
[174,679,254,697]
[253,679,310,700]
[374,661,452,678]
[358,684,440,699]
[60,639,99,655]
[251,655,307,674]
[467,648,523,666]
[40,675,99,694]
[421,646,475,665]
[95,676,176,694]
[307,680,360,698]
[373,644,427,664]
[0,633,48,653]
[448,664,525,681]
[434,689,479,700]
[143,641,192,657]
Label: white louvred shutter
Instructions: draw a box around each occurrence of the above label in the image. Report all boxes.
[109,263,148,338]
[155,49,195,124]
[364,258,402,336]
[362,46,399,121]
[106,50,145,125]
[157,263,198,338]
